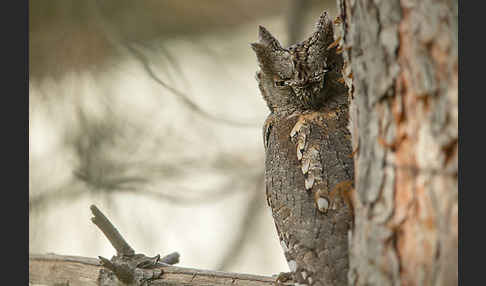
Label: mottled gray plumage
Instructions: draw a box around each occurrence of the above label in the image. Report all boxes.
[251,11,354,285]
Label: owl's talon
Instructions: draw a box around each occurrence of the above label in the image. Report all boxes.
[275,272,293,285]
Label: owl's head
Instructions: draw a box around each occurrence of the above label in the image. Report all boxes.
[251,11,342,114]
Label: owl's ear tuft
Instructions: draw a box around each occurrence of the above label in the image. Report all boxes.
[258,25,283,50]
[250,42,273,73]
[303,10,336,68]
[314,11,331,34]
[309,11,334,50]
[250,42,266,62]
[251,26,291,76]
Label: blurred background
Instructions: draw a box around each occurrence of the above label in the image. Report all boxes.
[29,0,337,276]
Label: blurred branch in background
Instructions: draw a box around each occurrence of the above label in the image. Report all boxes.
[29,0,288,79]
[92,0,257,128]
[128,43,257,128]
[29,0,334,79]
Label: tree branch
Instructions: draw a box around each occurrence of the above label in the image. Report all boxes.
[91,0,257,129]
[29,253,290,286]
[90,204,136,256]
[29,204,290,285]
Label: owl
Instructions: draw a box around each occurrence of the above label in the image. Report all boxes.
[251,11,354,286]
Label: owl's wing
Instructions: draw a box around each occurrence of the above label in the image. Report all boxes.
[264,109,354,285]
[290,110,354,213]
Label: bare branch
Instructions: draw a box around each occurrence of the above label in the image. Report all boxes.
[129,43,257,128]
[29,253,290,286]
[29,205,289,285]
[123,184,244,205]
[29,170,254,211]
[92,0,257,128]
[90,204,136,256]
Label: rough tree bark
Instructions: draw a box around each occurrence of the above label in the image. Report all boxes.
[336,0,458,285]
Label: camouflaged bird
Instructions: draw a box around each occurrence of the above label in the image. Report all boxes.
[251,11,355,286]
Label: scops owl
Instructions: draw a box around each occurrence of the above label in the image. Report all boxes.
[251,11,355,286]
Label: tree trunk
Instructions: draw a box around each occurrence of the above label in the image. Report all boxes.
[336,0,458,285]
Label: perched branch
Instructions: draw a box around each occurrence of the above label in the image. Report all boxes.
[29,205,290,286]
[29,253,291,286]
